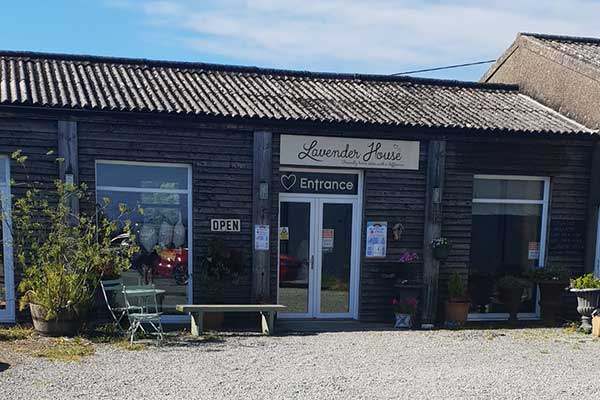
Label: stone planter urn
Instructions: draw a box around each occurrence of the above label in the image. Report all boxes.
[570,288,600,333]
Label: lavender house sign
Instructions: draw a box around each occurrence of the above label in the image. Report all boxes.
[280,135,420,170]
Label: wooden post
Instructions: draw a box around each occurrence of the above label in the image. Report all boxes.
[252,130,272,302]
[57,121,79,216]
[422,140,446,324]
[584,142,600,273]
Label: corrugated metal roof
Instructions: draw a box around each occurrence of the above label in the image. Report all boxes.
[524,33,600,70]
[0,50,591,134]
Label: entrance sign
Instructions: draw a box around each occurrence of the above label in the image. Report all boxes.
[211,219,241,232]
[366,221,387,258]
[280,135,420,170]
[279,171,358,195]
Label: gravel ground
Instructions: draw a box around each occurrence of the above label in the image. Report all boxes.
[2,328,600,399]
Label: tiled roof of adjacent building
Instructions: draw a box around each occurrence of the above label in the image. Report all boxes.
[0,50,592,135]
[522,33,600,70]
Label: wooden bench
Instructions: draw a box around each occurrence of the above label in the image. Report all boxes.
[175,304,286,336]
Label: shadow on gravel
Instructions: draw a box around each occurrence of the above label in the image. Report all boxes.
[0,361,10,372]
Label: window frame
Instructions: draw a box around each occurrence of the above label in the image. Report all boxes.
[468,174,550,321]
[95,160,193,324]
[0,155,15,323]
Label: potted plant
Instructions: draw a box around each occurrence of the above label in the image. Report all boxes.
[392,296,418,329]
[5,151,137,336]
[569,273,600,333]
[198,238,245,329]
[445,272,470,326]
[526,265,569,326]
[431,238,452,261]
[496,275,529,325]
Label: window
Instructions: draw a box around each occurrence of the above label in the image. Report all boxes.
[0,156,15,321]
[96,161,192,316]
[469,175,549,318]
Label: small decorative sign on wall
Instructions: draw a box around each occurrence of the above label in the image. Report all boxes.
[366,221,387,258]
[280,135,420,170]
[211,219,241,232]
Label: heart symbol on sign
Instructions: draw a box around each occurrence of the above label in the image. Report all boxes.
[281,174,297,191]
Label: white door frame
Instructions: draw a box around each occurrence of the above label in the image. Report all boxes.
[0,155,15,323]
[277,168,362,320]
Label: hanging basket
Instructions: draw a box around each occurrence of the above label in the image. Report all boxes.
[433,245,452,261]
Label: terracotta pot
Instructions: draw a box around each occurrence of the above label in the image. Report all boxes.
[445,301,470,325]
[570,288,600,333]
[203,312,225,330]
[499,287,524,325]
[29,303,83,337]
[537,280,568,326]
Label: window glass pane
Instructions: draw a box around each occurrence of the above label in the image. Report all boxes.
[473,178,544,200]
[469,203,542,315]
[320,203,352,314]
[97,189,189,314]
[279,202,310,314]
[97,163,188,190]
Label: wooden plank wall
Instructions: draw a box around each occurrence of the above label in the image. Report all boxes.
[0,115,58,316]
[77,118,255,304]
[359,142,429,322]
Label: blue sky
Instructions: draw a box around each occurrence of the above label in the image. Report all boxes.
[2,1,600,81]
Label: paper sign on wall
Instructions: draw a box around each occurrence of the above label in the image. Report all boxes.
[322,229,334,253]
[366,221,387,258]
[255,225,270,250]
[279,227,289,241]
[528,242,540,260]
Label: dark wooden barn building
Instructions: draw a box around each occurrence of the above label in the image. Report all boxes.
[0,50,596,325]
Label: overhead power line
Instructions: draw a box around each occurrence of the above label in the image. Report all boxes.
[391,59,497,76]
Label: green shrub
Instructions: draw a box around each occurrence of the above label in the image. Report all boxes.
[447,272,468,301]
[570,273,600,289]
[4,151,138,320]
[496,275,529,291]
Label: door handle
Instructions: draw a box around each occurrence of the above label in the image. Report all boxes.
[310,255,314,270]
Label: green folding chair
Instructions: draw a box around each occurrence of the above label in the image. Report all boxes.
[122,284,164,345]
[100,279,143,333]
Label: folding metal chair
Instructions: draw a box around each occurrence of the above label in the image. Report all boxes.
[100,279,143,333]
[122,284,164,345]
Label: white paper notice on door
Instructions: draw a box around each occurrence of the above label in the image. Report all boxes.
[255,225,270,250]
[322,229,334,253]
[366,221,387,258]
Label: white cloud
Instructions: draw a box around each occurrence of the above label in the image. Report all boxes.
[106,0,600,76]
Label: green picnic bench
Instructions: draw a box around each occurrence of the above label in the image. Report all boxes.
[175,304,287,336]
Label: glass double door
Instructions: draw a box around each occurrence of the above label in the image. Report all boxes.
[278,197,357,319]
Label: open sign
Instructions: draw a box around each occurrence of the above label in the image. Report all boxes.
[210,219,241,232]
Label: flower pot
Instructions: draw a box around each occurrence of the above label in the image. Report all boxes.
[394,313,412,329]
[29,303,83,337]
[570,288,600,333]
[433,246,451,261]
[203,312,225,330]
[537,280,568,326]
[499,287,524,325]
[445,301,470,325]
